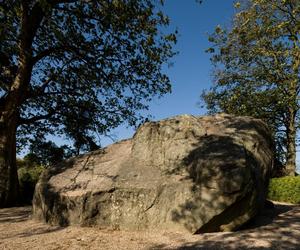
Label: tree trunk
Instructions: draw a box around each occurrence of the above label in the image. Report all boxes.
[0,42,33,207]
[0,114,19,207]
[285,109,296,176]
[285,37,300,176]
[0,63,32,207]
[0,55,32,207]
[0,1,46,207]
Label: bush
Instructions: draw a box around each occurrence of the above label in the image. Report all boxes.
[18,164,45,204]
[268,176,300,204]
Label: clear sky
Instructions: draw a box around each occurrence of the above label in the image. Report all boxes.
[22,0,237,152]
[23,0,300,172]
[101,0,236,145]
[102,0,300,172]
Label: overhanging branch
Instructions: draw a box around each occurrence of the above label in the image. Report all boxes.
[18,110,56,125]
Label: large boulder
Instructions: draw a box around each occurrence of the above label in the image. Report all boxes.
[33,114,273,233]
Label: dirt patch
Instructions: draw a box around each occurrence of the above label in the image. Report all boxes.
[0,202,299,250]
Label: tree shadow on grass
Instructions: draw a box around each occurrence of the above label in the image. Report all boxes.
[239,202,293,230]
[0,206,64,240]
[2,225,65,240]
[14,225,64,239]
[0,206,31,223]
[150,204,300,250]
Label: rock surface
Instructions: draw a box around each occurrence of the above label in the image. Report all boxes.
[33,114,274,233]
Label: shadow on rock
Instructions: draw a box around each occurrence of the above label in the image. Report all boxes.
[171,133,269,233]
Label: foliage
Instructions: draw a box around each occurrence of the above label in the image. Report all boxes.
[28,139,74,166]
[0,0,179,206]
[1,0,177,154]
[202,0,300,175]
[17,155,45,204]
[268,176,300,204]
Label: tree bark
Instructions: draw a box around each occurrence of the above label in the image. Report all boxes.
[0,112,19,207]
[0,58,33,206]
[0,1,48,206]
[285,108,296,176]
[0,61,32,206]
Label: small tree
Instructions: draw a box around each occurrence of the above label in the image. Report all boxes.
[202,0,300,176]
[17,153,45,204]
[0,0,177,207]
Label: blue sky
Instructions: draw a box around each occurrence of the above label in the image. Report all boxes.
[21,0,237,155]
[23,0,300,172]
[101,0,236,145]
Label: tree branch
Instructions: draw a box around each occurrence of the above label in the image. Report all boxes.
[32,46,64,64]
[18,110,56,125]
[49,0,78,4]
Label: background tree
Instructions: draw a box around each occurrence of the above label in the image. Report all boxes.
[16,152,44,204]
[0,0,177,207]
[28,140,73,166]
[202,0,300,176]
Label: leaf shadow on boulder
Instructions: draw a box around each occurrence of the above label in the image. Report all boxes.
[169,132,270,234]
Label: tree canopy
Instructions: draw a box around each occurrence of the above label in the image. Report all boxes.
[202,0,300,176]
[1,0,177,152]
[0,0,176,207]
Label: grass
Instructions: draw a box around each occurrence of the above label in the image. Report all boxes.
[268,176,300,204]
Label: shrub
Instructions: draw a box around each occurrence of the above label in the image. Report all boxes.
[18,164,45,204]
[268,176,300,204]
